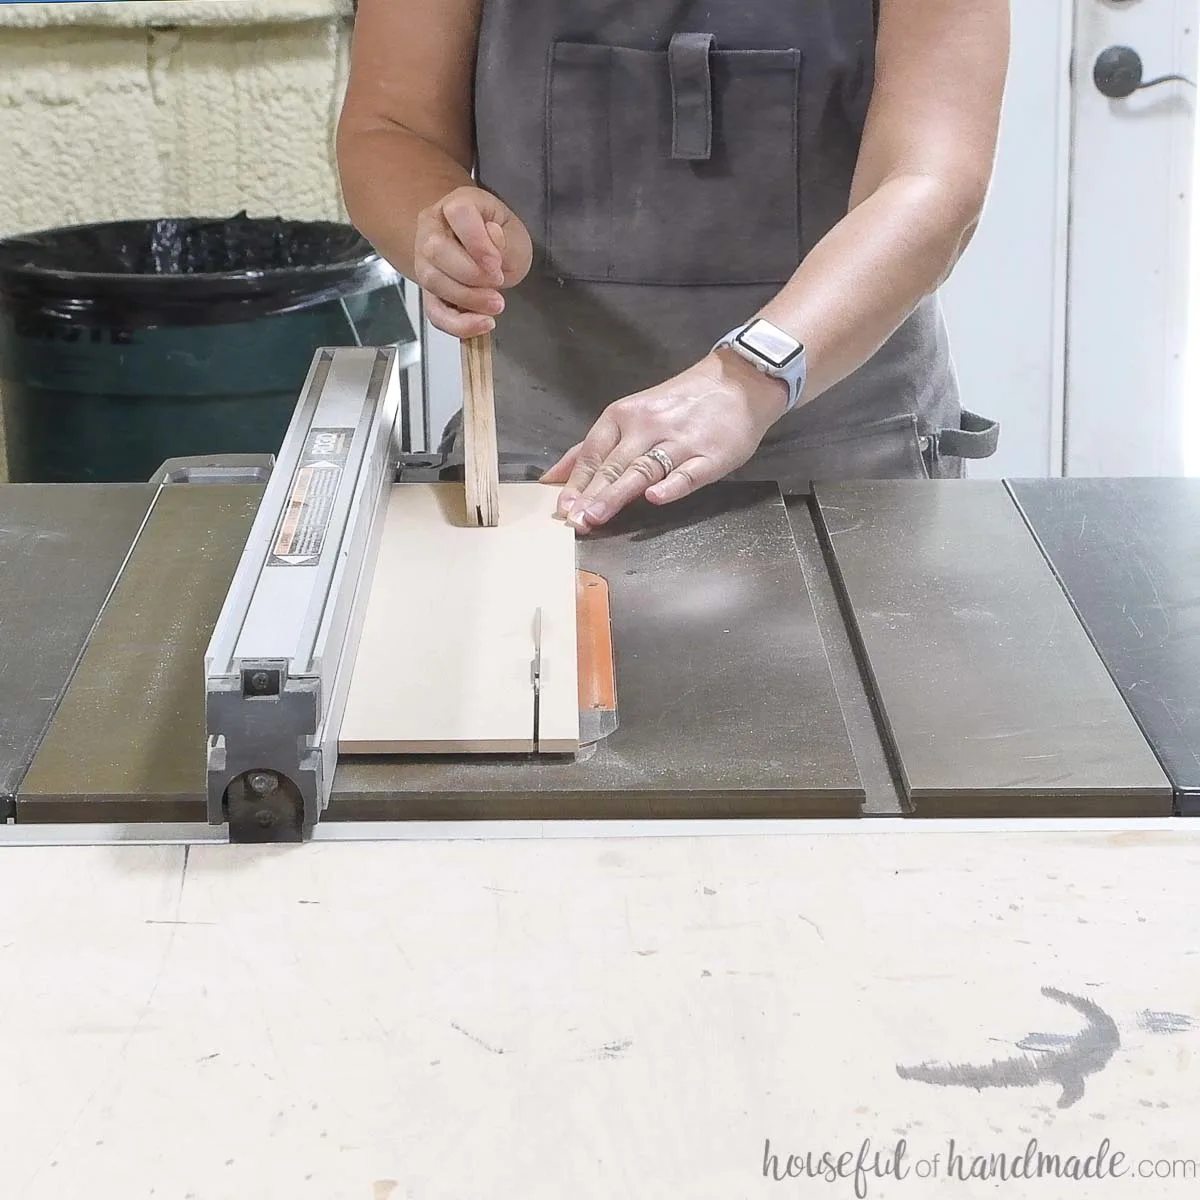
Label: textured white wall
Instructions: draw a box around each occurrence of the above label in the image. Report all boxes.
[0,1,354,476]
[0,1,353,239]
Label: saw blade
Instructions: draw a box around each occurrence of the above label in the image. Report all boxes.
[531,605,543,751]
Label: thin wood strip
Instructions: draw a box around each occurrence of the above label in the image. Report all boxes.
[461,332,500,527]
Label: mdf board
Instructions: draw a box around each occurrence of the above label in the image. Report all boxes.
[0,484,153,806]
[812,481,1173,817]
[1010,478,1200,814]
[339,482,578,755]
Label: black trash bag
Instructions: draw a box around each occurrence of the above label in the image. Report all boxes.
[0,212,398,328]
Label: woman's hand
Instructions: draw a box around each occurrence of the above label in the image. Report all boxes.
[414,185,533,337]
[541,350,789,532]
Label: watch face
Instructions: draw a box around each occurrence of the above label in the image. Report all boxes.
[737,319,803,369]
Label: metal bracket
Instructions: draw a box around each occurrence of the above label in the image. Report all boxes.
[150,454,276,486]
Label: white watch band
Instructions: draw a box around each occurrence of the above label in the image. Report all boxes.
[712,319,807,413]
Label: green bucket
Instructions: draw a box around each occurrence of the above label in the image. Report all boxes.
[0,214,414,483]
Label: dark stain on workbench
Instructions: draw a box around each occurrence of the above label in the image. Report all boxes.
[896,987,1120,1109]
[1136,1010,1195,1035]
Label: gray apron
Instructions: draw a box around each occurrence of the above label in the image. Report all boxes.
[443,0,998,490]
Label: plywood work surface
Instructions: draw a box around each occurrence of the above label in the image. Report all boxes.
[4,830,1200,1199]
[339,482,578,754]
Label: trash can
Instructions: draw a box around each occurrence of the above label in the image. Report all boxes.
[0,213,412,483]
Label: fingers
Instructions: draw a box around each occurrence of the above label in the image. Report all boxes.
[423,290,495,339]
[553,420,623,517]
[442,193,503,278]
[646,456,712,505]
[416,207,504,332]
[544,360,769,530]
[491,217,533,286]
[422,225,503,290]
[414,188,534,347]
[417,263,504,319]
[570,446,683,531]
[540,443,581,486]
[442,192,532,287]
[470,193,532,284]
[574,443,641,506]
[485,221,507,256]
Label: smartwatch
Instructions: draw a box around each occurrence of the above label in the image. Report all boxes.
[712,318,807,413]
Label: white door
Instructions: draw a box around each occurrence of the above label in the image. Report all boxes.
[1065,0,1197,476]
[936,0,1080,477]
[940,0,1074,479]
[942,0,1197,480]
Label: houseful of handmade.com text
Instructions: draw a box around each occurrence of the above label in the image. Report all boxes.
[762,1136,1198,1196]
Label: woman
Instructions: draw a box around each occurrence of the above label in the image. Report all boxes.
[337,0,1009,532]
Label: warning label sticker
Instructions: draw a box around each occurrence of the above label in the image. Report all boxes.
[268,427,354,567]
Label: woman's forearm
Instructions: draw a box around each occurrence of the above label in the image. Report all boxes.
[336,123,474,277]
[755,0,1007,407]
[755,173,984,403]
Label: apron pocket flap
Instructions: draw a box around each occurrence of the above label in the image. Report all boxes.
[669,32,716,161]
[933,409,1000,460]
[547,40,802,286]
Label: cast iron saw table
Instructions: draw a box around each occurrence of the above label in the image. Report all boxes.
[1,347,1196,841]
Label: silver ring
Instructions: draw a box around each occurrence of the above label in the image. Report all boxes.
[645,446,675,478]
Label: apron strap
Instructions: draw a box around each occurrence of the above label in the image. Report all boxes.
[668,33,715,161]
[932,409,1000,460]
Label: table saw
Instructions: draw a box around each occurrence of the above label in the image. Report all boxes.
[1,343,1197,843]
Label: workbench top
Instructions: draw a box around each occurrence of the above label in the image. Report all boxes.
[1,826,1196,1198]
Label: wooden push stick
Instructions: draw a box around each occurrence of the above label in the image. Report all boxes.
[461,332,501,526]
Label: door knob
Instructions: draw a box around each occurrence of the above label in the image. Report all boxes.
[1093,45,1195,99]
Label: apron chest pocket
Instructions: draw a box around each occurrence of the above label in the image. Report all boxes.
[546,37,802,286]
